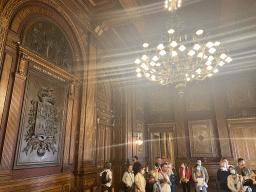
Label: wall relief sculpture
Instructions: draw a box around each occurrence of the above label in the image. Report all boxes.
[14,68,67,168]
[23,87,58,157]
[23,19,74,73]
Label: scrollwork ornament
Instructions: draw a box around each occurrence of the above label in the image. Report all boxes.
[0,16,8,28]
[16,54,27,77]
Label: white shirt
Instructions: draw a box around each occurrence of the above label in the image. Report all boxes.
[159,172,171,192]
[122,171,135,187]
[100,169,112,187]
[135,172,146,192]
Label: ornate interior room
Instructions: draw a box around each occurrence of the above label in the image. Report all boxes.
[0,0,256,191]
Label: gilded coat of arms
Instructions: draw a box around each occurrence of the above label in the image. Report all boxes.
[23,87,59,156]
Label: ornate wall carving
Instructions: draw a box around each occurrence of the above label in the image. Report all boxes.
[14,68,68,168]
[188,119,217,157]
[227,114,256,169]
[23,19,74,73]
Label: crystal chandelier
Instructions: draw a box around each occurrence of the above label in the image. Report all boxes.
[165,0,182,11]
[135,1,232,96]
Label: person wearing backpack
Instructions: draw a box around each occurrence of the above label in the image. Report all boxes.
[100,162,113,192]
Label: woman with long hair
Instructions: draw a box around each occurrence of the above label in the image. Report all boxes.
[146,167,162,192]
[179,163,191,192]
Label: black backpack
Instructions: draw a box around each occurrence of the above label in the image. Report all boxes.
[101,171,108,184]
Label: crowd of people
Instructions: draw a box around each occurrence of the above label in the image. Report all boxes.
[99,156,256,192]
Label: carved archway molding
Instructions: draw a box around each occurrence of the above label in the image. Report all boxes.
[0,0,90,176]
[0,0,88,73]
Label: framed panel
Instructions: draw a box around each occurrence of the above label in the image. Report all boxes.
[160,133,167,159]
[14,68,68,168]
[226,77,256,108]
[97,125,105,163]
[188,119,217,157]
[186,89,210,112]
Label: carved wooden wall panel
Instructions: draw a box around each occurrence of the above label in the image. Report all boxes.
[97,125,105,165]
[188,119,217,157]
[135,88,143,114]
[112,128,122,160]
[105,126,111,162]
[227,117,256,169]
[14,67,68,168]
[226,77,256,108]
[186,88,210,112]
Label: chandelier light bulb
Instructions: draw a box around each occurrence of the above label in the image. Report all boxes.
[188,50,195,56]
[208,56,214,61]
[206,42,214,48]
[213,69,219,73]
[207,73,213,77]
[207,65,213,70]
[203,55,208,59]
[197,52,203,58]
[159,50,167,56]
[196,30,203,35]
[225,57,232,63]
[185,74,188,77]
[157,44,165,50]
[196,68,202,74]
[168,29,175,34]
[156,63,161,66]
[135,59,141,64]
[218,61,225,66]
[170,41,178,47]
[205,61,212,65]
[143,43,149,48]
[151,75,156,80]
[214,42,220,46]
[179,45,186,51]
[144,66,149,70]
[209,48,216,53]
[136,68,141,72]
[152,56,159,61]
[150,61,156,66]
[187,77,191,81]
[191,74,195,78]
[172,51,178,57]
[141,55,148,61]
[220,53,227,59]
[146,73,150,77]
[193,44,201,50]
[141,63,146,68]
[137,73,142,78]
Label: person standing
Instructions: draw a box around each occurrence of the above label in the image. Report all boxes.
[135,166,146,192]
[235,158,251,179]
[179,163,191,192]
[168,162,177,192]
[155,157,162,169]
[227,166,247,192]
[146,167,162,192]
[123,165,135,192]
[193,159,209,184]
[217,161,231,192]
[133,156,142,176]
[194,164,207,192]
[159,163,172,192]
[100,162,112,192]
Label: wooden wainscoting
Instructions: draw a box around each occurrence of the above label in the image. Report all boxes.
[0,172,74,192]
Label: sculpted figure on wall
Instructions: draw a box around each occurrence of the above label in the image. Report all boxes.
[23,87,59,157]
[23,20,74,73]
